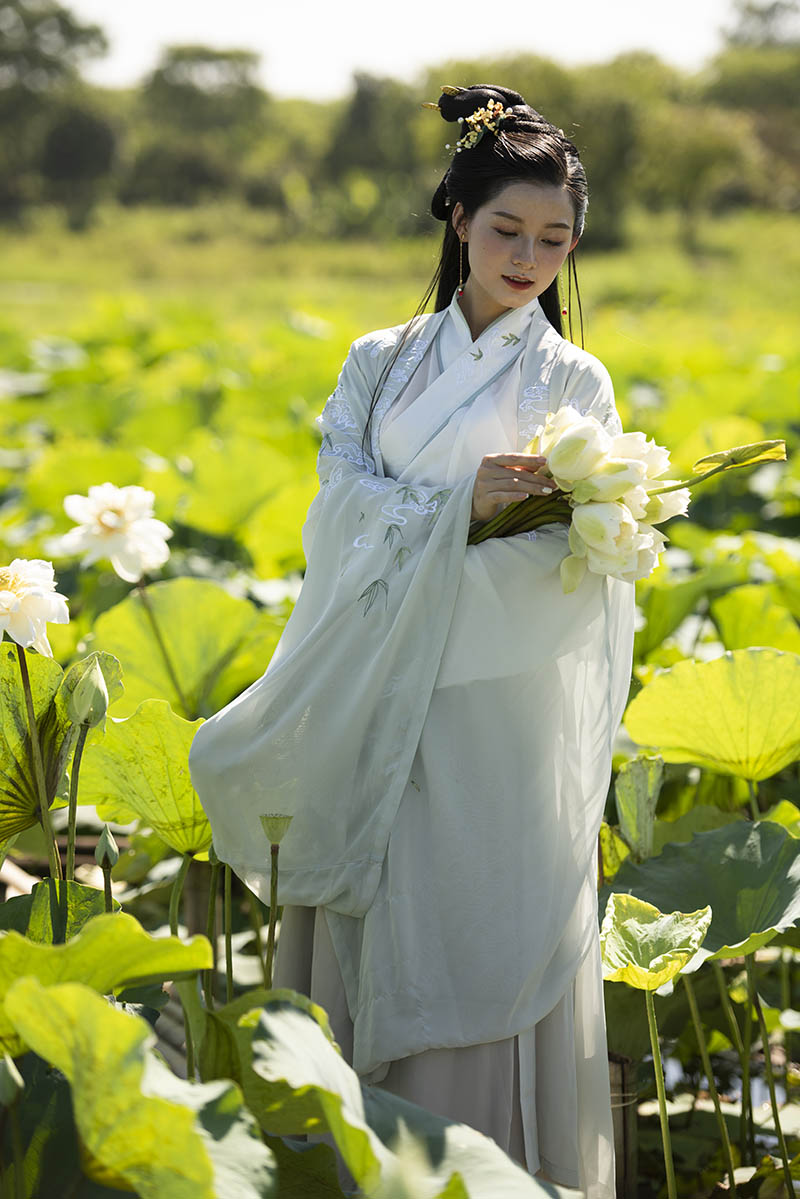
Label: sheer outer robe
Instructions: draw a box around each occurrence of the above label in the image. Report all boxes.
[188,300,632,921]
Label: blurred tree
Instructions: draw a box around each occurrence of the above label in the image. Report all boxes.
[323,73,417,178]
[139,45,267,156]
[39,103,116,229]
[0,0,107,218]
[723,0,800,44]
[117,141,230,207]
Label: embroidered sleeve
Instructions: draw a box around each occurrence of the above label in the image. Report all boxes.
[556,358,623,436]
[301,340,456,607]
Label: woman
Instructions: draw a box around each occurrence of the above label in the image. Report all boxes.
[189,83,635,1197]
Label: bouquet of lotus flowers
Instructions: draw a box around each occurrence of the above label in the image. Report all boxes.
[467,406,787,594]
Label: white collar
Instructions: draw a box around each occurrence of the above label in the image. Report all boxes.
[445,289,547,350]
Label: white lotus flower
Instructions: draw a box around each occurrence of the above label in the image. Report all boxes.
[569,456,649,504]
[45,483,173,584]
[537,407,613,489]
[610,431,671,480]
[642,487,691,525]
[560,503,667,592]
[0,559,70,657]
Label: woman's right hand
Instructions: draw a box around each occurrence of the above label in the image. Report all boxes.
[470,452,556,522]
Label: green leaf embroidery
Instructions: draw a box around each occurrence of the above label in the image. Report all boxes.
[470,348,483,361]
[399,485,424,505]
[383,523,404,547]
[394,547,413,572]
[358,578,389,616]
[502,332,520,346]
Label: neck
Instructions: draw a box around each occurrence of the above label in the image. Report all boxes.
[456,285,510,342]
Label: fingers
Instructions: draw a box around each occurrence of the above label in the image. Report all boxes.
[481,452,548,467]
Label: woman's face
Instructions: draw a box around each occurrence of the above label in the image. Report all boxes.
[451,180,580,334]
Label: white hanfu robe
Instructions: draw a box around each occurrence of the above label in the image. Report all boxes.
[189,289,635,1198]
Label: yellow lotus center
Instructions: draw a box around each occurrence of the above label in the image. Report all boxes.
[96,506,126,534]
[0,567,23,594]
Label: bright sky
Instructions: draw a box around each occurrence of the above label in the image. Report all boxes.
[70,0,737,99]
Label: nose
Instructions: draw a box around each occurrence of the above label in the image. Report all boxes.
[511,238,536,268]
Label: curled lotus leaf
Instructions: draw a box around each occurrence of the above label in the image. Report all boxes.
[624,648,800,781]
[600,892,712,990]
[692,439,786,473]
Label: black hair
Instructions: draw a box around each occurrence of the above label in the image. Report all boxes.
[361,83,588,457]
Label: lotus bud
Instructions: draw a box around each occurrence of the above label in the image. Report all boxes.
[0,1052,23,1106]
[94,823,119,870]
[67,657,109,729]
[260,813,293,846]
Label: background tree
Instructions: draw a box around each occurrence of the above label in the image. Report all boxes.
[0,0,107,219]
[39,103,116,229]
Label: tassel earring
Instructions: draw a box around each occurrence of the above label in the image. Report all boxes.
[559,267,568,317]
[457,238,465,297]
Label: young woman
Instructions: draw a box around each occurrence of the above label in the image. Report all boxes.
[189,83,635,1197]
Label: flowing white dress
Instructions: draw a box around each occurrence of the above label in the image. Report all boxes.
[189,289,635,1198]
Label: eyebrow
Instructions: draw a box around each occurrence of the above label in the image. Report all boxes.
[491,210,571,230]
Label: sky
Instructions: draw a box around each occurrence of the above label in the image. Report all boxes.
[69,0,737,100]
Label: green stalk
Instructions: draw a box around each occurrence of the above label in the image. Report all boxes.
[169,854,194,1080]
[102,864,113,912]
[204,859,220,1010]
[747,956,793,1193]
[646,463,730,496]
[468,494,571,544]
[780,947,792,1093]
[742,965,755,1163]
[66,724,89,882]
[645,989,678,1199]
[224,864,233,1003]
[747,780,760,822]
[683,973,738,1196]
[247,887,269,987]
[9,1102,23,1199]
[135,583,191,719]
[712,960,745,1058]
[265,843,279,989]
[16,644,61,880]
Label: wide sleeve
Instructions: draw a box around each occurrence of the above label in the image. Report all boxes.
[554,351,624,436]
[188,338,476,917]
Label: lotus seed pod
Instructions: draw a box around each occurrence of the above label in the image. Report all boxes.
[259,813,293,845]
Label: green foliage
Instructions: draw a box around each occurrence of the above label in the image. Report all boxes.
[600,892,712,990]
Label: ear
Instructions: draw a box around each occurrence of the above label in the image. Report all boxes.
[451,201,468,240]
[568,233,580,254]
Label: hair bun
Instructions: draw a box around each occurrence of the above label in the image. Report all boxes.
[437,83,526,124]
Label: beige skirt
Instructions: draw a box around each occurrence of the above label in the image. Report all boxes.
[273,902,584,1189]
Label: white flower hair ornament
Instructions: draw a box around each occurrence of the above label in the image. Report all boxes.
[422,86,515,153]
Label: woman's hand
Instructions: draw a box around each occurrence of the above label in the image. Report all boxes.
[470,452,556,522]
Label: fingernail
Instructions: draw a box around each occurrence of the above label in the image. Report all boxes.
[541,488,553,494]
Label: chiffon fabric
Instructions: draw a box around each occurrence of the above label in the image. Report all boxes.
[189,290,636,1198]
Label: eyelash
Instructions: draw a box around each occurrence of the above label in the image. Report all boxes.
[494,229,564,246]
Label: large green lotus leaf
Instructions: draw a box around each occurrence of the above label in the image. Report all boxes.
[634,561,749,660]
[0,878,118,944]
[265,1136,347,1199]
[762,799,800,838]
[242,476,318,579]
[0,642,76,841]
[79,698,211,854]
[5,979,215,1198]
[711,585,800,655]
[598,821,800,968]
[170,430,296,537]
[624,648,800,780]
[0,912,211,1056]
[87,577,280,719]
[651,804,746,857]
[600,892,712,990]
[248,1006,557,1198]
[615,754,663,861]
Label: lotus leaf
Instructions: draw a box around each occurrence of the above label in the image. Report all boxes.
[634,561,748,661]
[4,978,277,1198]
[615,754,663,860]
[599,821,800,969]
[80,698,211,853]
[0,643,75,841]
[0,911,211,1055]
[711,585,800,655]
[0,878,118,943]
[89,576,283,719]
[624,648,800,780]
[600,892,711,990]
[651,804,745,857]
[599,820,630,882]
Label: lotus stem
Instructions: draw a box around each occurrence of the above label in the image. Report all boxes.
[747,780,759,822]
[135,582,191,719]
[468,494,571,544]
[247,887,269,987]
[101,864,113,912]
[66,724,89,882]
[712,960,745,1057]
[682,973,738,1196]
[15,644,62,880]
[780,947,792,1093]
[169,853,194,1079]
[204,858,220,1010]
[9,1103,23,1199]
[741,964,756,1163]
[645,988,678,1199]
[224,863,233,1003]
[747,956,793,1193]
[266,843,279,988]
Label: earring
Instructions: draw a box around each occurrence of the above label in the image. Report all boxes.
[458,238,465,297]
[559,267,568,317]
